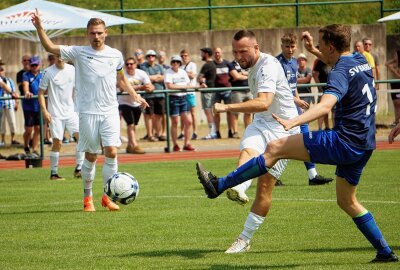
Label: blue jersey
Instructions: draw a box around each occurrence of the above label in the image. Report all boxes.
[324,53,376,150]
[22,71,42,112]
[276,53,297,95]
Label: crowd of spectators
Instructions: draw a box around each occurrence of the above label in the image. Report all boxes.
[1,34,398,155]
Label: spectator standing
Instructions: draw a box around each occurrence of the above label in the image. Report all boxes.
[38,55,84,180]
[164,55,197,152]
[296,53,314,105]
[16,55,31,96]
[363,37,380,89]
[228,59,252,136]
[354,41,376,80]
[22,56,42,155]
[157,50,169,141]
[198,47,217,140]
[119,57,154,154]
[134,49,145,66]
[213,47,233,138]
[386,50,400,125]
[140,50,166,142]
[0,61,20,146]
[179,49,198,140]
[312,56,331,129]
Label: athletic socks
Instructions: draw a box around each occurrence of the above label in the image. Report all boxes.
[307,167,318,179]
[49,151,59,175]
[102,157,118,186]
[353,211,392,256]
[218,155,269,192]
[82,159,96,197]
[240,212,265,242]
[75,151,84,170]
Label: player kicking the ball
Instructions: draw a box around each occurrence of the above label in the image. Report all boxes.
[32,10,148,212]
[196,25,398,263]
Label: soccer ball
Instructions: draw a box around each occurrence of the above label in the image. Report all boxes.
[105,172,139,205]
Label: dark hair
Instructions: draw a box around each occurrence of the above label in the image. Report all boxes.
[87,18,106,29]
[233,30,256,41]
[319,24,351,53]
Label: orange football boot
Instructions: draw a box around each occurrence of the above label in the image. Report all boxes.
[83,196,95,212]
[101,195,120,211]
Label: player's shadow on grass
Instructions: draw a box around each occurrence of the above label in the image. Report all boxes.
[299,246,385,253]
[120,248,221,259]
[1,209,82,215]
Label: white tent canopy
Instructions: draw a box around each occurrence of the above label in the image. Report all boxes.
[0,0,143,42]
[378,11,400,22]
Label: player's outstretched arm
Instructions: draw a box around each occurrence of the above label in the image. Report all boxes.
[214,92,273,114]
[31,9,60,55]
[388,122,400,144]
[273,94,336,131]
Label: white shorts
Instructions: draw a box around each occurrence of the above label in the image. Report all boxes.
[49,113,79,140]
[240,118,300,179]
[78,112,121,153]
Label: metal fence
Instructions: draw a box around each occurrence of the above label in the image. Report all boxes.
[3,79,400,158]
[95,0,400,33]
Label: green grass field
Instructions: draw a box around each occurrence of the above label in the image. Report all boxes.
[0,150,399,269]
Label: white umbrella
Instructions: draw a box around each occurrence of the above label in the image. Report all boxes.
[0,0,143,42]
[377,11,400,23]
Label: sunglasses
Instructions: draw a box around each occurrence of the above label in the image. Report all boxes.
[171,61,181,64]
[30,64,39,67]
[181,55,188,57]
[125,63,135,66]
[23,59,30,62]
[364,43,372,46]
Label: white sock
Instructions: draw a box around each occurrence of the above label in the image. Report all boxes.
[239,212,265,242]
[307,168,318,179]
[49,151,59,175]
[82,159,96,197]
[233,179,253,193]
[75,151,84,170]
[102,157,118,187]
[210,123,216,135]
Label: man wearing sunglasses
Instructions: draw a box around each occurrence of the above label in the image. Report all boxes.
[22,56,42,155]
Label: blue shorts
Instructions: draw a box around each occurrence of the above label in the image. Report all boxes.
[186,93,196,108]
[169,95,189,117]
[303,130,373,185]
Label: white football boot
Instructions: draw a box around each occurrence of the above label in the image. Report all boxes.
[226,188,249,205]
[225,238,250,254]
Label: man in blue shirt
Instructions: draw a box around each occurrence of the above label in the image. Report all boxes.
[196,24,398,263]
[275,33,332,186]
[22,56,42,154]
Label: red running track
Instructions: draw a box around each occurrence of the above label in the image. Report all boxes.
[1,141,399,170]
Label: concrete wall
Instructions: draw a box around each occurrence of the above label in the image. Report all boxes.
[0,23,388,135]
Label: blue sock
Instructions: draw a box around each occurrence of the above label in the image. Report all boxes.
[353,211,392,255]
[218,155,269,192]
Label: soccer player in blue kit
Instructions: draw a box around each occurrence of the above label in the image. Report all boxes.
[275,33,332,186]
[196,24,398,262]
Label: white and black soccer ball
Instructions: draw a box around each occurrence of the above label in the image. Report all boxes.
[105,172,139,205]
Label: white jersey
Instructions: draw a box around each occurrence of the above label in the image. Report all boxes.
[180,61,197,87]
[164,68,190,96]
[248,52,298,125]
[60,45,124,115]
[39,63,76,119]
[118,69,150,107]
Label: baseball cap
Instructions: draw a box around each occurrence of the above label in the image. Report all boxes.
[145,50,157,57]
[297,53,307,60]
[170,55,182,63]
[30,56,41,65]
[200,47,213,56]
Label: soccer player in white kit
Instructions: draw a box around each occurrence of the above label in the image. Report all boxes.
[38,55,84,181]
[31,10,148,212]
[199,30,300,252]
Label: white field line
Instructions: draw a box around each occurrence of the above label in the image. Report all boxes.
[0,196,399,209]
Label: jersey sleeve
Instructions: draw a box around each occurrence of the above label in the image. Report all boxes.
[60,45,79,63]
[324,67,348,102]
[38,68,50,91]
[116,51,124,71]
